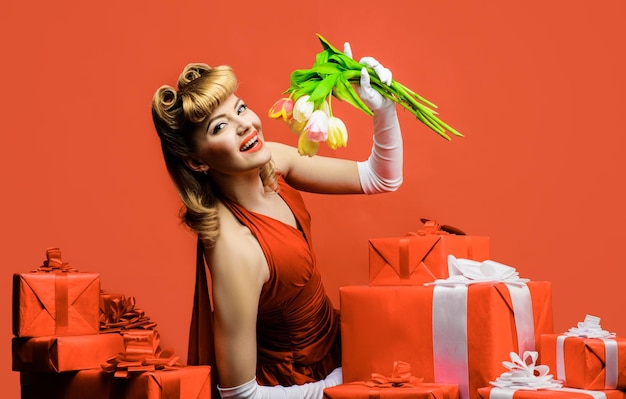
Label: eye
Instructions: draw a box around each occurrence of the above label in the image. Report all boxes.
[237,103,248,114]
[212,121,227,135]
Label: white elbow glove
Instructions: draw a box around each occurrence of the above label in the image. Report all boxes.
[218,367,343,399]
[344,43,403,195]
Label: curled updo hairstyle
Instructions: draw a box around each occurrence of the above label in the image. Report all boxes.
[152,63,277,244]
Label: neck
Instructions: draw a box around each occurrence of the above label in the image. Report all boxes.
[209,169,271,207]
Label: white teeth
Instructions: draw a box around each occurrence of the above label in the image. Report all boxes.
[241,136,258,151]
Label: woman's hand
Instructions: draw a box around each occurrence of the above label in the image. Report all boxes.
[343,42,394,112]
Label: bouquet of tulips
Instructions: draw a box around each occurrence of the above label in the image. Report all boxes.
[268,34,463,156]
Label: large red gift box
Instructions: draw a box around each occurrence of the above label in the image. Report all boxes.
[539,334,626,390]
[477,386,626,399]
[324,382,459,399]
[13,248,100,337]
[12,333,125,372]
[368,221,489,285]
[340,283,553,399]
[20,366,211,399]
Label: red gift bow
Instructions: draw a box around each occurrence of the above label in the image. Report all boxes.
[100,294,157,333]
[363,361,424,388]
[102,330,183,378]
[415,218,466,236]
[34,247,77,272]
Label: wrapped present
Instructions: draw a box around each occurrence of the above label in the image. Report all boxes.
[12,333,124,372]
[539,315,626,390]
[13,248,100,337]
[340,255,553,399]
[20,366,211,399]
[477,387,626,399]
[324,361,459,399]
[368,219,490,285]
[478,351,626,398]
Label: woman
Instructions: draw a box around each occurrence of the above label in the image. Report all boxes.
[151,43,403,399]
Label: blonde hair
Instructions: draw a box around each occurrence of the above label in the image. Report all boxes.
[151,63,277,244]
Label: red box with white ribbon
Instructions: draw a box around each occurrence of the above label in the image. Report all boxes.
[341,255,553,399]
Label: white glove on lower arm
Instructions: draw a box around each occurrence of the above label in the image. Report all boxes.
[218,368,343,399]
[355,63,403,194]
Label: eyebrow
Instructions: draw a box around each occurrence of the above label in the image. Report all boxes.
[205,97,242,133]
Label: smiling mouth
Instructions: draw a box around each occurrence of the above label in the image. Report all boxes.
[240,132,260,152]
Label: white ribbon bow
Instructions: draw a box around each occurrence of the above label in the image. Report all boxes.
[427,255,530,286]
[565,314,616,339]
[490,351,563,391]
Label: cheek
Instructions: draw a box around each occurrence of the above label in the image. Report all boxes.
[249,111,263,129]
[202,137,236,164]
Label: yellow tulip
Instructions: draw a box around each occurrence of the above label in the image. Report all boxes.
[297,131,320,157]
[326,116,348,150]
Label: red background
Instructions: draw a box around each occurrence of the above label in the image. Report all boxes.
[2,1,625,397]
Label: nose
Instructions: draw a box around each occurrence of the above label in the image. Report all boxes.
[236,116,253,135]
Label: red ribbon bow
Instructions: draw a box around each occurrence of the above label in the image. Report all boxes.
[100,294,157,333]
[365,361,424,388]
[416,218,466,236]
[35,247,77,272]
[102,330,183,378]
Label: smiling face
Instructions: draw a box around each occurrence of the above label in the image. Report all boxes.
[190,93,271,176]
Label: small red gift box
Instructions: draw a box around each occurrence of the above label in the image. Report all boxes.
[539,333,626,390]
[13,248,100,337]
[12,333,124,372]
[368,220,490,285]
[324,382,459,399]
[340,282,553,399]
[20,366,211,399]
[477,386,626,399]
[325,361,458,399]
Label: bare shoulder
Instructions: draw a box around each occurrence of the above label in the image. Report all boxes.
[266,141,298,175]
[206,202,269,289]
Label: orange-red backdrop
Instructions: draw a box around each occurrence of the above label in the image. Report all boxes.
[2,1,625,397]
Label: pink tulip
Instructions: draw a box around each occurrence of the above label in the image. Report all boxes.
[268,97,294,122]
[305,110,329,142]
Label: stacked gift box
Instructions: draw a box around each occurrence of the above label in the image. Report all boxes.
[327,219,626,399]
[12,247,211,399]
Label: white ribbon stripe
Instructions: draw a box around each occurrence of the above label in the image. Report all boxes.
[430,255,536,399]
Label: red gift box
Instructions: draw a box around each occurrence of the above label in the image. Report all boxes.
[340,282,553,399]
[325,360,458,399]
[539,334,626,390]
[12,333,124,372]
[324,382,459,399]
[368,220,490,286]
[20,366,211,399]
[13,248,100,337]
[477,386,626,399]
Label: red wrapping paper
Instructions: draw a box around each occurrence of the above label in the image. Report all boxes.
[368,230,489,286]
[12,333,125,372]
[13,248,100,337]
[477,386,626,399]
[539,334,626,389]
[324,382,459,399]
[19,366,211,399]
[340,283,553,399]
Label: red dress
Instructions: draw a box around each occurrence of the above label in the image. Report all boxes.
[188,176,341,397]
